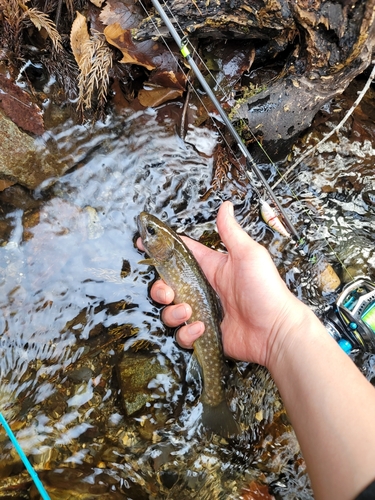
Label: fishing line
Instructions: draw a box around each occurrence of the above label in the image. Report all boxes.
[157,1,232,102]
[0,412,51,500]
[139,0,301,241]
[139,0,271,206]
[137,1,263,192]
[272,60,375,190]
[136,0,363,278]
[137,1,231,142]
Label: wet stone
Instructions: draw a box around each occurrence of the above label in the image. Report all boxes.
[30,466,147,499]
[116,352,180,417]
[0,185,40,211]
[67,367,94,383]
[316,262,341,293]
[362,189,375,209]
[337,234,375,283]
[0,111,67,189]
[0,470,31,498]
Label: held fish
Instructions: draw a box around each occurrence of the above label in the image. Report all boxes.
[137,212,239,438]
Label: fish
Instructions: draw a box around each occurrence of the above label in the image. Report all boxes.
[260,199,291,238]
[137,212,239,438]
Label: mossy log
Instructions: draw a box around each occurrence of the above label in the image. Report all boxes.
[137,0,375,159]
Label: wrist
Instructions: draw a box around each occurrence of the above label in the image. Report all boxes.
[265,297,325,373]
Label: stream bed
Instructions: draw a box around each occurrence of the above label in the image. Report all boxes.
[0,80,374,499]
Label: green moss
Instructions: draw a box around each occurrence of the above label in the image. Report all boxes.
[228,83,266,121]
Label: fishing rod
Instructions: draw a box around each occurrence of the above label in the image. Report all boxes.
[149,0,300,242]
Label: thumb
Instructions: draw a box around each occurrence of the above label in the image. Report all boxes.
[217,201,256,254]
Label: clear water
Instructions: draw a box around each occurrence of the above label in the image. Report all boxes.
[0,90,374,498]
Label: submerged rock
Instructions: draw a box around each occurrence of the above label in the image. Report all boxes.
[337,234,375,284]
[117,352,181,418]
[0,111,67,189]
[316,261,341,294]
[30,466,148,499]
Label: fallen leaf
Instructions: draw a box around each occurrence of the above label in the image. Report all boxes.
[149,69,186,91]
[0,74,44,135]
[70,11,90,69]
[90,0,105,6]
[99,0,143,29]
[138,86,183,107]
[0,179,16,191]
[241,481,275,500]
[104,23,164,70]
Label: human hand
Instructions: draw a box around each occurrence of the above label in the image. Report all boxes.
[138,201,311,368]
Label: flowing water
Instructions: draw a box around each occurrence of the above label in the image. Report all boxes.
[0,83,374,499]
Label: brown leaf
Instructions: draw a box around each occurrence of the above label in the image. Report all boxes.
[149,69,186,91]
[138,86,183,108]
[90,0,105,6]
[241,481,275,500]
[99,0,143,29]
[0,74,44,135]
[0,180,16,191]
[70,11,90,70]
[104,23,164,70]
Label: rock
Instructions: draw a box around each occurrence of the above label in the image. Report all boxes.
[334,233,375,283]
[30,466,148,499]
[0,111,67,189]
[316,262,341,293]
[362,189,375,210]
[0,184,40,211]
[116,352,180,417]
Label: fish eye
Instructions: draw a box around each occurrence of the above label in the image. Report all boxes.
[146,225,156,236]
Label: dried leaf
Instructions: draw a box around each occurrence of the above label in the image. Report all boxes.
[25,8,63,52]
[138,86,183,108]
[70,11,90,70]
[0,180,16,192]
[149,69,186,91]
[0,74,44,135]
[90,0,105,7]
[104,23,160,70]
[241,481,275,500]
[99,0,143,29]
[202,40,254,95]
[77,30,113,110]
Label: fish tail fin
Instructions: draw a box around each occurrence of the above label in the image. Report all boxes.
[201,401,240,438]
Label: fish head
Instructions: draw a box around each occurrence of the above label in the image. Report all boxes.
[137,212,175,263]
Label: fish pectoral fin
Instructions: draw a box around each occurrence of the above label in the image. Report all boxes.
[138,258,157,266]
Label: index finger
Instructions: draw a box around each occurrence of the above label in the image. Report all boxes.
[181,236,226,290]
[136,237,145,251]
[150,280,175,304]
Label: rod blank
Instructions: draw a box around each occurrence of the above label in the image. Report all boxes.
[150,0,300,241]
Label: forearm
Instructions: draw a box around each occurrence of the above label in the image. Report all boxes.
[269,304,375,500]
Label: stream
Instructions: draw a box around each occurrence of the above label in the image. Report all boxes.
[0,81,374,499]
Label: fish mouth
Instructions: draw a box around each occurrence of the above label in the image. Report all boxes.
[137,213,147,240]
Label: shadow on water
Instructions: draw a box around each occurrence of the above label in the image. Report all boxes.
[0,86,374,498]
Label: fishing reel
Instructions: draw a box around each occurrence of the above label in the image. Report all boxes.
[323,277,375,355]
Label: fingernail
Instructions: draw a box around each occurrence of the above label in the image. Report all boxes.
[227,202,234,217]
[187,321,204,336]
[172,304,189,321]
[154,287,167,303]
